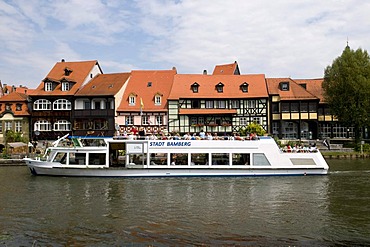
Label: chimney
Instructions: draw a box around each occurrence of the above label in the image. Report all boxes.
[61,59,65,62]
[203,70,207,75]
[172,66,177,71]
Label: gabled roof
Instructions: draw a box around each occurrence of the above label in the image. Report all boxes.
[0,91,30,116]
[212,61,240,75]
[30,60,101,96]
[294,78,325,103]
[76,73,131,96]
[168,74,268,99]
[117,69,177,112]
[266,78,318,100]
[0,91,28,102]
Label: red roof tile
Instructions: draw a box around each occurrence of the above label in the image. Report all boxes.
[117,69,177,112]
[266,78,318,100]
[168,74,268,99]
[294,78,325,102]
[30,60,101,96]
[76,73,131,96]
[0,91,30,116]
[212,61,240,75]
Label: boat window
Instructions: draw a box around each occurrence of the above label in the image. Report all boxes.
[211,153,229,165]
[253,153,271,166]
[232,153,250,165]
[191,153,208,165]
[150,153,167,165]
[53,152,67,164]
[129,153,146,165]
[68,153,85,165]
[89,153,106,165]
[170,153,188,165]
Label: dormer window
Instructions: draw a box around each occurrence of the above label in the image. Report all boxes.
[61,82,70,91]
[280,82,290,91]
[129,95,136,106]
[155,95,162,105]
[191,82,199,93]
[147,82,152,87]
[64,67,72,76]
[216,82,224,93]
[16,104,22,111]
[5,104,11,111]
[240,82,249,93]
[45,82,53,91]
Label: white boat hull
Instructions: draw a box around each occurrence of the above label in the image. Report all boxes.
[26,162,328,177]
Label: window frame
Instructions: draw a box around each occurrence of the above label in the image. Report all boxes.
[53,99,72,110]
[34,99,52,110]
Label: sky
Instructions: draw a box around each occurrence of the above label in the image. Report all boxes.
[1,0,370,89]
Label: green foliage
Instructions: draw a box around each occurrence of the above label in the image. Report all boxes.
[5,130,26,143]
[323,46,370,144]
[244,122,266,136]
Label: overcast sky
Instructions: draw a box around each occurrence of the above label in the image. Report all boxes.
[1,0,369,88]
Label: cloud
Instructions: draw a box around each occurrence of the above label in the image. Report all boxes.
[1,0,370,88]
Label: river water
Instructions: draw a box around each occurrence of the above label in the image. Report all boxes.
[0,159,369,246]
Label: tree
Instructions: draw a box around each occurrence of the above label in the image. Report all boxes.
[243,122,266,136]
[323,45,370,144]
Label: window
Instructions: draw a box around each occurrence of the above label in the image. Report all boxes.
[54,120,71,131]
[253,117,261,125]
[147,82,152,87]
[301,102,308,112]
[309,102,317,113]
[291,103,299,112]
[53,99,71,110]
[84,101,91,109]
[0,123,2,133]
[280,82,289,91]
[272,103,279,113]
[156,115,163,125]
[34,120,52,131]
[5,104,11,111]
[94,101,101,110]
[5,122,12,131]
[45,82,53,91]
[191,117,197,125]
[142,115,149,125]
[217,100,226,109]
[198,117,205,125]
[216,82,224,93]
[15,121,22,132]
[126,116,133,125]
[155,95,161,105]
[247,100,256,108]
[34,99,51,110]
[240,117,247,125]
[129,96,135,106]
[240,82,249,92]
[191,100,200,109]
[16,104,22,111]
[61,82,70,91]
[191,82,199,93]
[281,102,289,112]
[231,100,239,108]
[206,100,214,108]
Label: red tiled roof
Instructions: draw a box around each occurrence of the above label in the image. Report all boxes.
[30,60,101,96]
[294,78,325,102]
[76,73,131,96]
[168,74,268,99]
[266,78,318,100]
[212,61,239,75]
[0,91,30,116]
[179,109,237,115]
[117,69,177,112]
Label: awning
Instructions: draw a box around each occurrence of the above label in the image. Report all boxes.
[7,142,28,148]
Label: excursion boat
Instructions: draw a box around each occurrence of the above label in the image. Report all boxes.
[24,135,329,177]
